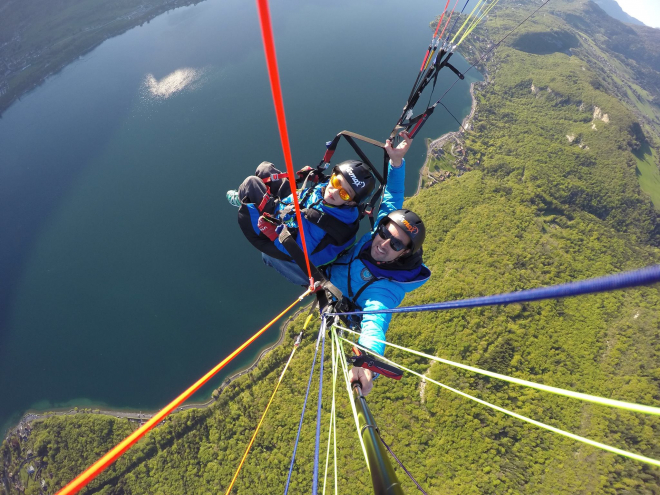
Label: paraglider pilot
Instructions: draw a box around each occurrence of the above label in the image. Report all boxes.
[324,132,431,395]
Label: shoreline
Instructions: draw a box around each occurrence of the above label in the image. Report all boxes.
[0,0,204,117]
[416,78,483,195]
[4,51,489,443]
[4,80,482,437]
[4,304,310,440]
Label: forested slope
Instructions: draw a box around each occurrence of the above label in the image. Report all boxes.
[3,0,660,493]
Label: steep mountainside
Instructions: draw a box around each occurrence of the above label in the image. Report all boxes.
[592,0,644,27]
[2,1,660,494]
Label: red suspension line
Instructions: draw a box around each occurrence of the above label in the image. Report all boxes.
[439,0,461,39]
[256,0,315,289]
[419,46,433,72]
[433,0,453,37]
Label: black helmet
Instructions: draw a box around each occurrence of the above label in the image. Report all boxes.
[333,160,376,204]
[381,209,426,253]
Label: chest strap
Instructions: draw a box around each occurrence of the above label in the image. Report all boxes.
[302,207,360,255]
[277,226,344,303]
[338,249,384,309]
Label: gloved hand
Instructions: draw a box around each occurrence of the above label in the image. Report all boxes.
[257,215,278,241]
[296,165,313,179]
[296,166,320,183]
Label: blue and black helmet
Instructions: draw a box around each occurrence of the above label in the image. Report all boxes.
[380,209,426,253]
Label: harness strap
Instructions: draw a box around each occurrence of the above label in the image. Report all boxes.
[262,172,289,183]
[351,276,380,304]
[322,135,342,164]
[257,192,272,213]
[303,208,360,255]
[339,131,387,150]
[345,250,385,308]
[278,226,344,302]
[362,184,383,230]
[321,252,379,329]
[341,133,385,185]
[340,246,400,318]
[321,131,387,186]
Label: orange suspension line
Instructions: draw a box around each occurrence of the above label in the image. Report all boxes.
[256,0,315,289]
[57,291,310,495]
[225,336,301,494]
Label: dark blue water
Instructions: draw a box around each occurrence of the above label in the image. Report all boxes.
[0,0,480,432]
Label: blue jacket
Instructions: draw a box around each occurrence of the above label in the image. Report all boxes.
[245,181,359,267]
[325,159,431,355]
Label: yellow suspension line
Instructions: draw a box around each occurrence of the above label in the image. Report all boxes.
[457,0,501,46]
[458,0,487,42]
[225,338,301,494]
[336,325,660,416]
[451,0,487,44]
[422,46,438,71]
[334,329,370,472]
[332,338,338,495]
[456,0,491,44]
[344,338,660,468]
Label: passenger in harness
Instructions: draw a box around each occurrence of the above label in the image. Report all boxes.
[227,160,376,285]
[324,132,431,395]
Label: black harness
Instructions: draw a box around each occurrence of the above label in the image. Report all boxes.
[237,188,361,262]
[303,206,360,255]
[321,245,386,329]
[238,130,390,264]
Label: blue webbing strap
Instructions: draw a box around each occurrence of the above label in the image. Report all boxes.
[329,265,660,317]
[284,329,322,494]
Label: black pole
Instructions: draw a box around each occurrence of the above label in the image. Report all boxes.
[352,383,404,495]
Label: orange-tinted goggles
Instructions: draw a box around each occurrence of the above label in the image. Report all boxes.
[330,174,353,202]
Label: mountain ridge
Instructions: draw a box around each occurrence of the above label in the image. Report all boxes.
[592,0,645,27]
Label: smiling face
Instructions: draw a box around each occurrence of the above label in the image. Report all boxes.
[324,173,356,206]
[370,221,411,262]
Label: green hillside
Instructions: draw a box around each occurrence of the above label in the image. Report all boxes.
[3,0,660,493]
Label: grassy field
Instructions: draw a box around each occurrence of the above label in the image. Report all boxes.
[635,143,660,209]
[427,141,459,173]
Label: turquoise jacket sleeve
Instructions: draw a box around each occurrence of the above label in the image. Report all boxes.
[374,159,406,230]
[357,286,402,356]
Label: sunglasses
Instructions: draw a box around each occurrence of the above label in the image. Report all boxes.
[377,223,410,252]
[329,174,353,202]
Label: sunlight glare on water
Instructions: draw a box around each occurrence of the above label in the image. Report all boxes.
[0,0,479,433]
[144,68,202,99]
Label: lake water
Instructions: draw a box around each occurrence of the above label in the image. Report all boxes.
[0,0,480,432]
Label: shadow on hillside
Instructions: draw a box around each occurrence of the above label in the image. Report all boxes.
[511,30,580,55]
[633,140,654,166]
[633,140,660,211]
